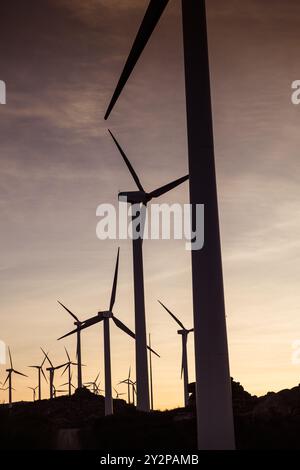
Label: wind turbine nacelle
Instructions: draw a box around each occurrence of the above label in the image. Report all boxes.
[100,311,112,318]
[118,191,148,204]
[177,329,187,335]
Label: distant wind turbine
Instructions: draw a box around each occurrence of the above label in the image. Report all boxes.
[28,386,38,402]
[104,0,235,449]
[61,374,76,393]
[158,300,193,407]
[2,347,28,405]
[108,129,187,413]
[113,387,126,399]
[84,373,103,395]
[118,367,133,405]
[41,349,68,399]
[28,351,48,400]
[57,301,85,389]
[61,347,78,396]
[131,380,137,406]
[58,248,159,416]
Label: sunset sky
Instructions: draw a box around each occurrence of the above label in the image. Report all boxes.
[1,0,300,409]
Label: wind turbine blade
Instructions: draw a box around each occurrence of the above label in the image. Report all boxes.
[40,348,54,368]
[113,316,160,357]
[128,366,131,380]
[108,130,144,192]
[112,316,136,340]
[2,373,10,387]
[188,328,194,333]
[109,247,120,311]
[150,175,189,199]
[104,0,169,119]
[58,327,84,341]
[95,373,100,383]
[61,365,69,377]
[54,362,69,371]
[181,335,188,379]
[8,347,13,369]
[13,370,28,378]
[57,301,79,322]
[41,368,48,383]
[40,354,47,367]
[64,347,71,362]
[58,315,103,340]
[158,300,186,330]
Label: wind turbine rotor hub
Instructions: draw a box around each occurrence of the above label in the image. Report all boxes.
[177,329,187,335]
[101,311,112,318]
[118,190,148,205]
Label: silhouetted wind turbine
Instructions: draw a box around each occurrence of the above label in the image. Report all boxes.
[118,367,133,405]
[131,380,137,406]
[41,349,68,399]
[28,352,48,400]
[61,347,78,396]
[61,371,76,391]
[104,0,235,449]
[84,373,102,395]
[113,387,126,399]
[58,248,159,416]
[28,386,38,402]
[158,300,193,407]
[2,347,27,405]
[109,129,187,413]
[57,301,85,389]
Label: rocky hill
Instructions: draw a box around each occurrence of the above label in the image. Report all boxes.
[2,380,300,449]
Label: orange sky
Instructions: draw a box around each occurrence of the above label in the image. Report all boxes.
[1,0,300,409]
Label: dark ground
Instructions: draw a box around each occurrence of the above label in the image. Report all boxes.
[1,380,300,450]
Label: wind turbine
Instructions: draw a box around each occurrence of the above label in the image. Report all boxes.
[61,347,78,396]
[84,373,103,395]
[131,380,137,406]
[2,347,28,405]
[118,367,133,405]
[58,248,159,416]
[41,349,68,399]
[28,386,38,402]
[104,0,235,449]
[28,352,48,400]
[61,373,76,394]
[158,300,193,407]
[57,300,85,389]
[113,387,126,399]
[108,129,187,413]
